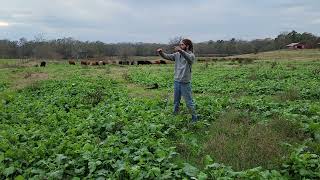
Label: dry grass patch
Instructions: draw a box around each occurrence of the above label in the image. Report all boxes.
[202,109,307,170]
[12,72,49,90]
[275,87,300,101]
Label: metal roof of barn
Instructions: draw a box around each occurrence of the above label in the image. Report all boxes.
[286,42,301,47]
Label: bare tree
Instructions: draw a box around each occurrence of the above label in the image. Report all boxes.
[168,36,183,52]
[117,44,136,64]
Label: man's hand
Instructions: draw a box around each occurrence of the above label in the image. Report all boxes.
[157,48,163,53]
[174,46,182,52]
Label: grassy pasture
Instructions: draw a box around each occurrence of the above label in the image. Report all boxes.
[0,50,319,179]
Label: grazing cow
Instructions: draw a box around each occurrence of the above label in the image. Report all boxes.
[119,61,130,65]
[160,60,167,64]
[144,61,152,65]
[89,61,98,66]
[137,60,152,65]
[154,60,161,65]
[69,60,76,65]
[40,61,46,67]
[81,60,88,65]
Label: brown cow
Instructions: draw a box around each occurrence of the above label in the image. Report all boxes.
[69,60,76,65]
[153,60,161,65]
[81,60,88,65]
[90,61,99,66]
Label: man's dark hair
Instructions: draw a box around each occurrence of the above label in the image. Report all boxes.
[182,39,193,52]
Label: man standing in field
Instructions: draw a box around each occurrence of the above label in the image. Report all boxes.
[157,38,198,122]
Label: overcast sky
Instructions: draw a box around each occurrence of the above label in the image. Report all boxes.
[0,0,319,43]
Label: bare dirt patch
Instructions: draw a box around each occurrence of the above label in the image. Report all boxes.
[29,72,49,79]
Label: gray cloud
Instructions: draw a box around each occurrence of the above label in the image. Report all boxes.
[0,0,319,43]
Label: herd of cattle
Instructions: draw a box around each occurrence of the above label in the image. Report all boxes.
[35,59,168,67]
[68,60,168,66]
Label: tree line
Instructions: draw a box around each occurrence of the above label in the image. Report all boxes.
[0,30,319,59]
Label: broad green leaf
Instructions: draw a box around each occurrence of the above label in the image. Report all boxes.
[3,166,15,176]
[204,155,214,166]
[183,163,199,177]
[197,172,208,180]
[0,153,4,163]
[14,175,25,180]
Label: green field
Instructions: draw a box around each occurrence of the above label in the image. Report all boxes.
[232,49,320,61]
[1,50,320,179]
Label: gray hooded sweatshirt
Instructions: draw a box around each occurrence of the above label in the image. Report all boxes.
[159,50,196,83]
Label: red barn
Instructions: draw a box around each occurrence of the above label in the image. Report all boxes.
[286,42,305,49]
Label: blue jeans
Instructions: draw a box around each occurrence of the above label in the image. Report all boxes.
[173,81,198,121]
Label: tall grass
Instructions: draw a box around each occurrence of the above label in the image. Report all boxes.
[202,110,307,170]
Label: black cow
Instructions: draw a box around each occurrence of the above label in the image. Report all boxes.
[40,61,46,67]
[137,60,152,65]
[160,60,167,64]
